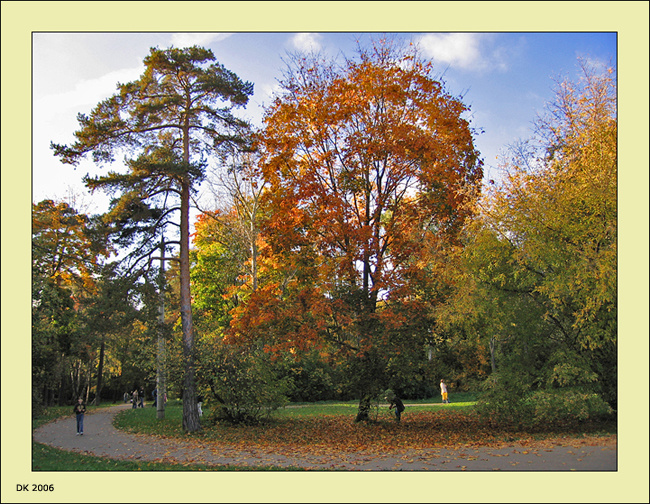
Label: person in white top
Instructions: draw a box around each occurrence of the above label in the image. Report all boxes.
[440,379,449,404]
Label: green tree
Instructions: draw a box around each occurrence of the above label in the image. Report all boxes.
[78,265,143,405]
[51,46,253,431]
[32,199,110,409]
[191,208,251,333]
[455,59,617,418]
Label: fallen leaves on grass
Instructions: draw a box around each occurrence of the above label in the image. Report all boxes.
[176,410,616,459]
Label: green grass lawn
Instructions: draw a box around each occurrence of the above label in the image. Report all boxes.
[111,393,480,433]
[275,391,479,417]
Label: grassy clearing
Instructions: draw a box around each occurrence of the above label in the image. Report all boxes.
[112,394,479,434]
[281,391,480,417]
[113,393,614,455]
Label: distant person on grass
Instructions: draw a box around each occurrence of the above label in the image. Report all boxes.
[385,389,405,422]
[440,379,449,404]
[73,397,86,436]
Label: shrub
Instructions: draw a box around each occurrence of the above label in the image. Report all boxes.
[206,344,292,425]
[278,352,339,402]
[476,386,613,430]
[523,389,613,428]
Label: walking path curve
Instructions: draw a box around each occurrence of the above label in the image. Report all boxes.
[33,403,616,471]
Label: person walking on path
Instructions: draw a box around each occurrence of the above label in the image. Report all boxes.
[73,397,86,435]
[131,389,139,409]
[138,388,145,408]
[440,379,449,404]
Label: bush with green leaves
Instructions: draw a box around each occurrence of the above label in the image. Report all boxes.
[277,351,339,402]
[523,389,613,427]
[201,343,292,425]
[477,383,613,430]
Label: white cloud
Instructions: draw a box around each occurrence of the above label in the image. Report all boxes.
[578,54,613,74]
[259,81,282,102]
[418,33,516,73]
[81,67,142,95]
[289,33,323,53]
[170,33,233,48]
[33,65,146,204]
[41,66,145,112]
[418,33,484,70]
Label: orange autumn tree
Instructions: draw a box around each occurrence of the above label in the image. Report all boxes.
[230,38,483,421]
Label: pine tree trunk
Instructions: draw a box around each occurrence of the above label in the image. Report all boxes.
[157,237,166,420]
[179,175,200,432]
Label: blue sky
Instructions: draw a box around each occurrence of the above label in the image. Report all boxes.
[33,31,617,212]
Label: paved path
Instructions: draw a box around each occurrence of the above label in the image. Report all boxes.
[33,404,617,471]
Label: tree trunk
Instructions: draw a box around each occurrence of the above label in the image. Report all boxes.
[489,336,497,373]
[96,339,105,405]
[84,363,91,404]
[355,393,373,422]
[157,237,166,420]
[179,176,200,432]
[353,297,380,422]
[250,222,258,291]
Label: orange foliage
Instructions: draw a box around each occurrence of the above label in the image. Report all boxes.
[227,39,483,372]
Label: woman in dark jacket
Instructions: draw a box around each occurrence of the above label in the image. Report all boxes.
[73,397,86,435]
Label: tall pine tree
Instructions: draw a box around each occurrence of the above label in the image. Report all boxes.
[52,46,253,432]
